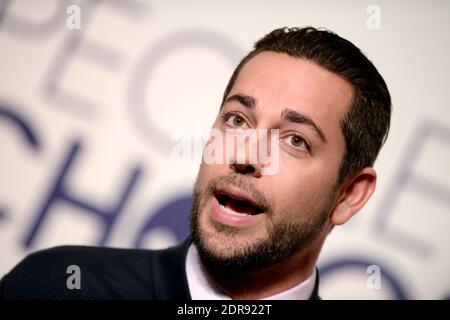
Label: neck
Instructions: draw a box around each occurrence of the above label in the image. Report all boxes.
[204,239,324,300]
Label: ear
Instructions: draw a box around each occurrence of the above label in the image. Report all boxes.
[330,167,377,225]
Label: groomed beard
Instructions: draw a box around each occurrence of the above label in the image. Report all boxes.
[190,174,336,274]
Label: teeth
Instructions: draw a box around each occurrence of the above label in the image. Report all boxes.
[219,204,251,217]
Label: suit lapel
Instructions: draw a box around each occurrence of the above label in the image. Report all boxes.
[309,268,321,300]
[151,238,192,299]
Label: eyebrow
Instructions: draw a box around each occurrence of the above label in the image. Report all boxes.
[222,93,327,143]
[222,94,257,109]
[281,108,327,143]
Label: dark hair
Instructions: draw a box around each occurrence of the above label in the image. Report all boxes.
[222,27,391,183]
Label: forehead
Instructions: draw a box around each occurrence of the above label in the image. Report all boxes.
[227,51,354,130]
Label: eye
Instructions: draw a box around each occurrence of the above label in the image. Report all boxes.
[223,113,250,129]
[284,134,310,152]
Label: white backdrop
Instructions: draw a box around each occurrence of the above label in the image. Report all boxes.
[0,0,449,299]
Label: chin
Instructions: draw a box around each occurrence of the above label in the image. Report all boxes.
[200,220,267,256]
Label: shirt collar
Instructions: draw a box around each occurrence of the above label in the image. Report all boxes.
[185,244,316,300]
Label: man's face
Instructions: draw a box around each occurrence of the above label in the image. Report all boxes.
[191,51,354,272]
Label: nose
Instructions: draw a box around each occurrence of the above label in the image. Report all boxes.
[228,133,263,178]
[230,161,262,178]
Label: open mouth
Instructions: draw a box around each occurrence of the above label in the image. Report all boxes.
[214,191,264,217]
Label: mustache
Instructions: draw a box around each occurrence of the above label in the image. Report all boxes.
[204,174,272,214]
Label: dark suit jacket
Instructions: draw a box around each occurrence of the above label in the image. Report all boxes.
[0,239,320,300]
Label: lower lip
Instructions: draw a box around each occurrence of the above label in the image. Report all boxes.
[209,195,265,228]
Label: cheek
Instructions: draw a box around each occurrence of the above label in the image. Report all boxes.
[272,160,338,214]
[275,174,317,207]
[196,162,228,192]
[195,162,213,196]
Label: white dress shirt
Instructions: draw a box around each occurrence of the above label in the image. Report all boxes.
[185,244,316,300]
